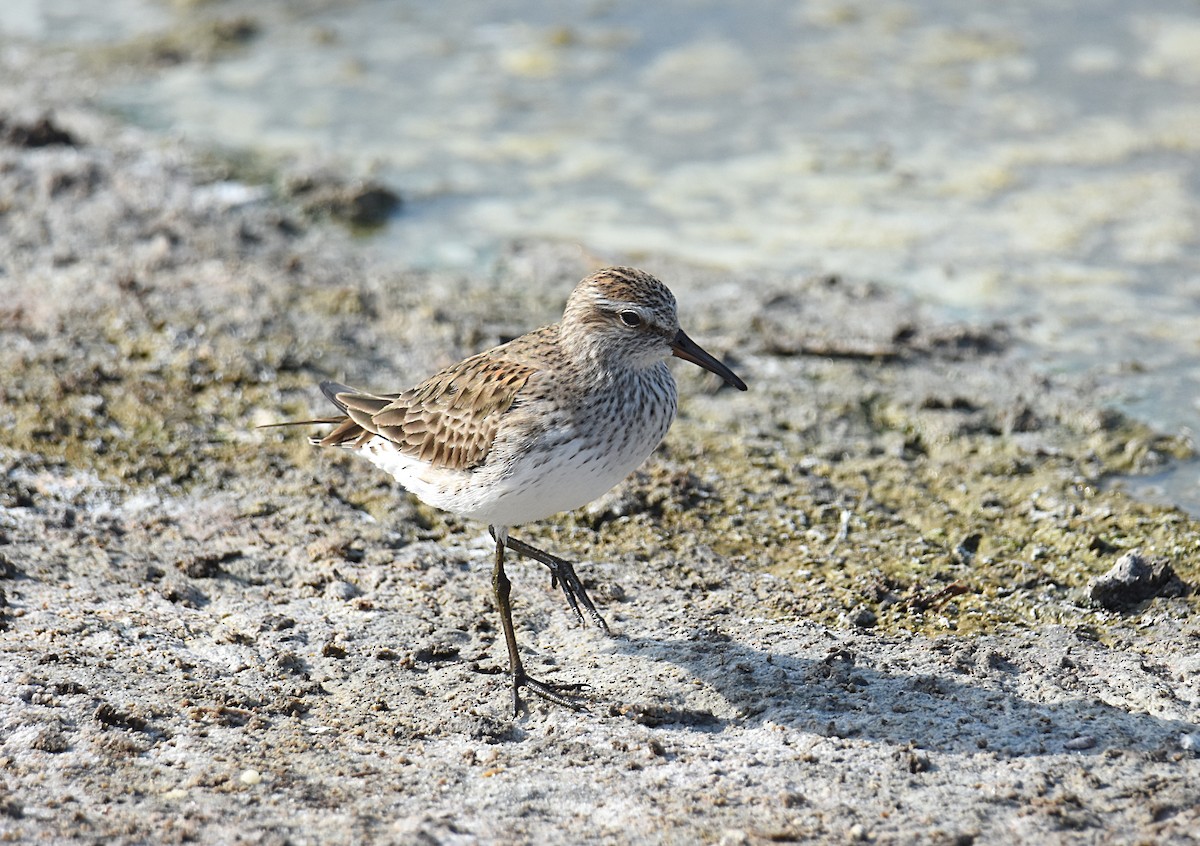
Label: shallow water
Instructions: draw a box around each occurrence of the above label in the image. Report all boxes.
[4,0,1197,512]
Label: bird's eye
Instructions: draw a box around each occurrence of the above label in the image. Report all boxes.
[618,310,642,328]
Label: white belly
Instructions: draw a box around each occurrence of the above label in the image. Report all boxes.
[457,407,673,526]
[357,368,677,527]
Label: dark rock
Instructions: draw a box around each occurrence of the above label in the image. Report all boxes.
[1087,550,1188,610]
[176,548,242,578]
[283,171,401,227]
[94,702,148,732]
[413,636,461,663]
[2,115,77,148]
[954,533,982,565]
[848,606,877,628]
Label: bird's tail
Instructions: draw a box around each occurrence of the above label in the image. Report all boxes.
[257,381,380,448]
[256,417,344,429]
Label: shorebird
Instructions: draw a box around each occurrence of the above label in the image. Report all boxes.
[267,267,746,714]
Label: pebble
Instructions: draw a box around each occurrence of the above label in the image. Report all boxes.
[1087,550,1182,610]
[326,580,361,601]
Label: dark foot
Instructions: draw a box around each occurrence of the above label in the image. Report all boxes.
[548,561,610,633]
[487,526,603,718]
[510,671,589,717]
[504,535,611,633]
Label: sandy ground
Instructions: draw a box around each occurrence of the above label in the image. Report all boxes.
[2,46,1199,846]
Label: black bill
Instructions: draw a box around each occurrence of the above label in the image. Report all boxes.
[670,329,747,391]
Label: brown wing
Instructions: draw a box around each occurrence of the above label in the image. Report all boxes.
[315,348,538,471]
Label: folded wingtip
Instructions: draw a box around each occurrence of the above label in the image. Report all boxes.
[318,380,356,410]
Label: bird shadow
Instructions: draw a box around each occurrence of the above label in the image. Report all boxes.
[607,628,1198,758]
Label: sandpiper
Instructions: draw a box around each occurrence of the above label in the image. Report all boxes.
[268,267,746,714]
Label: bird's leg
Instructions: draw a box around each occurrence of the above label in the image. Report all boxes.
[490,533,526,717]
[503,534,610,634]
[489,526,587,716]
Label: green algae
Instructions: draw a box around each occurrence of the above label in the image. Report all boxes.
[545,393,1199,641]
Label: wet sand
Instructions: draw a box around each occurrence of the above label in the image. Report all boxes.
[1,44,1198,845]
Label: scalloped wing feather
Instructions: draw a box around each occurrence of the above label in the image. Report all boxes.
[315,349,539,470]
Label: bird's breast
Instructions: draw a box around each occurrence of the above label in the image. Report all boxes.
[459,367,678,525]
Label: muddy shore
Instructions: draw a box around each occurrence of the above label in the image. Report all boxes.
[2,44,1199,845]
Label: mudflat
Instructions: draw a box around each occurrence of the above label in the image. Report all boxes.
[1,46,1197,845]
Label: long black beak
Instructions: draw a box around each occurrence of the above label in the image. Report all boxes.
[670,329,747,391]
